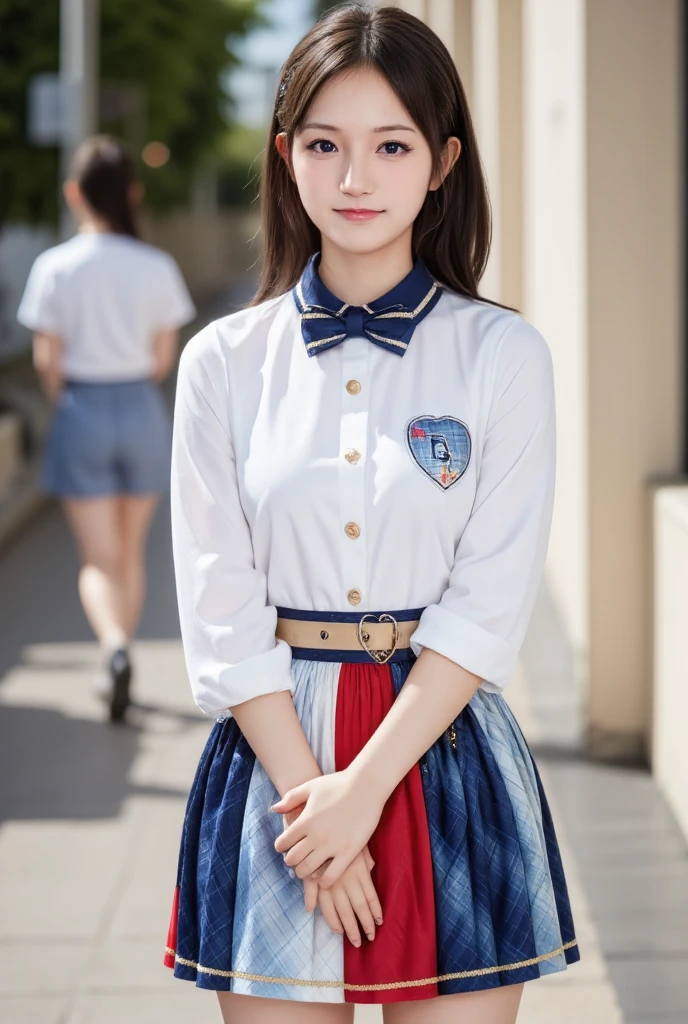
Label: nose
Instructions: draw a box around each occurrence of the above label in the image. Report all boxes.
[340,152,372,198]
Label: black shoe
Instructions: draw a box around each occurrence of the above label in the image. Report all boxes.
[109,647,132,723]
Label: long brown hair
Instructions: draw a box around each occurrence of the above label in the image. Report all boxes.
[252,3,492,306]
[68,135,140,238]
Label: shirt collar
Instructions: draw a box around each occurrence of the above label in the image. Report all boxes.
[294,252,439,321]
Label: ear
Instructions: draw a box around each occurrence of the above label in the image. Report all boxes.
[63,179,81,206]
[429,136,461,191]
[275,131,296,182]
[275,132,290,163]
[129,180,145,206]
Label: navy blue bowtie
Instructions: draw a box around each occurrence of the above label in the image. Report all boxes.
[293,254,442,357]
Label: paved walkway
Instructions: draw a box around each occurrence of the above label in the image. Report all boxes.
[0,498,621,1024]
[1,297,687,1021]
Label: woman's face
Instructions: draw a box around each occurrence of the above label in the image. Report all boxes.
[279,67,459,257]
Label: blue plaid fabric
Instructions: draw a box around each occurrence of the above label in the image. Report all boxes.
[230,660,344,1001]
[171,715,255,989]
[170,657,579,999]
[389,663,580,994]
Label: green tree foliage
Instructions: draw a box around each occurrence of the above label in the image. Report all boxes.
[217,123,266,210]
[0,0,263,227]
[0,2,61,226]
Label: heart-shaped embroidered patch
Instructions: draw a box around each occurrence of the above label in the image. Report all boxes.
[406,415,472,490]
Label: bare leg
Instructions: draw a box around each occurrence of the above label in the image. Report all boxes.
[217,992,355,1024]
[117,494,159,639]
[383,983,524,1024]
[62,497,128,650]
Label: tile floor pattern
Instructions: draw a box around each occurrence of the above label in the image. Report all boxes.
[0,497,682,1023]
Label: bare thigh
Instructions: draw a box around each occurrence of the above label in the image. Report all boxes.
[217,991,355,1024]
[383,983,524,1024]
[62,497,121,570]
[117,494,159,557]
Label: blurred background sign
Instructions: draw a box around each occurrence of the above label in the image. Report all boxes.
[26,73,66,146]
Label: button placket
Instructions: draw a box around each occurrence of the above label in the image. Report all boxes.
[338,339,369,607]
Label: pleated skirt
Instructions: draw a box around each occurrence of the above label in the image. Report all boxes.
[164,647,579,1004]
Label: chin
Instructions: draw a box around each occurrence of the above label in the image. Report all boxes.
[321,224,409,257]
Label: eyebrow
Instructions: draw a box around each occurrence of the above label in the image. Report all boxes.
[299,122,417,134]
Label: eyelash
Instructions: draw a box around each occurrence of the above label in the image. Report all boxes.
[306,139,412,156]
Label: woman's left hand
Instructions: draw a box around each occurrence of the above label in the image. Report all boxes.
[272,769,384,889]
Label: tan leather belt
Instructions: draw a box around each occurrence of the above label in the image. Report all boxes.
[276,614,419,665]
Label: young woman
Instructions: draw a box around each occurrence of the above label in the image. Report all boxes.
[165,5,579,1022]
[17,135,196,722]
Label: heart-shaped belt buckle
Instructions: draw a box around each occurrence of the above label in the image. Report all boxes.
[357,613,399,665]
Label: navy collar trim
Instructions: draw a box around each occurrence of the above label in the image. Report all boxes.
[293,253,441,355]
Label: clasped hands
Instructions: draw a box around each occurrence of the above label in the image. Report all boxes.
[272,767,385,948]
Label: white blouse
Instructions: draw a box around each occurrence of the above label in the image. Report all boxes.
[171,264,556,717]
[17,233,196,382]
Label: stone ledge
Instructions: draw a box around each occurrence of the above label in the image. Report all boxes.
[0,461,48,552]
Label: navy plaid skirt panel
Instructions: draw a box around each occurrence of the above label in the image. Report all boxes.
[165,655,579,1003]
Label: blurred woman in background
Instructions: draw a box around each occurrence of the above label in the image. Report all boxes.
[17,135,196,722]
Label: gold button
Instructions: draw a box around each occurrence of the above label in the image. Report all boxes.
[344,448,361,464]
[347,588,362,605]
[346,379,362,396]
[344,522,361,540]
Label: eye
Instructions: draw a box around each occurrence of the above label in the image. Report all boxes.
[379,141,412,156]
[306,139,337,154]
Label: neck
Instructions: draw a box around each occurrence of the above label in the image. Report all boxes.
[78,215,113,235]
[318,231,414,306]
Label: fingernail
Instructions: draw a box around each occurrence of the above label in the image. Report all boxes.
[375,916,383,925]
[352,939,361,947]
[366,932,374,941]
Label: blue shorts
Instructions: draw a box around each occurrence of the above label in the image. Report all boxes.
[42,379,172,498]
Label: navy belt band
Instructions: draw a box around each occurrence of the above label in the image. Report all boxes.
[275,607,424,665]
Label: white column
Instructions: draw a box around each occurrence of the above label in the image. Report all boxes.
[522,0,588,700]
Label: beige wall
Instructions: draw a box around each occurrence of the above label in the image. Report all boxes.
[585,0,683,756]
[497,0,523,312]
[472,0,502,300]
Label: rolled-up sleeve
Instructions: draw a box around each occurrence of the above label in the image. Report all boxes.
[410,318,556,692]
[171,325,293,716]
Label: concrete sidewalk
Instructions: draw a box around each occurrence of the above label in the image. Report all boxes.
[0,500,621,1024]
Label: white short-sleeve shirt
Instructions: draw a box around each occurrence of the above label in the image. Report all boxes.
[17,232,196,382]
[170,256,556,716]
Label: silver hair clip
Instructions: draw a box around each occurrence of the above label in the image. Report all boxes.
[279,68,294,98]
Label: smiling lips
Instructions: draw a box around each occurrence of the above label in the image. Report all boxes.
[336,208,383,221]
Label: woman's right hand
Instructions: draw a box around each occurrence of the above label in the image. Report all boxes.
[316,845,383,947]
